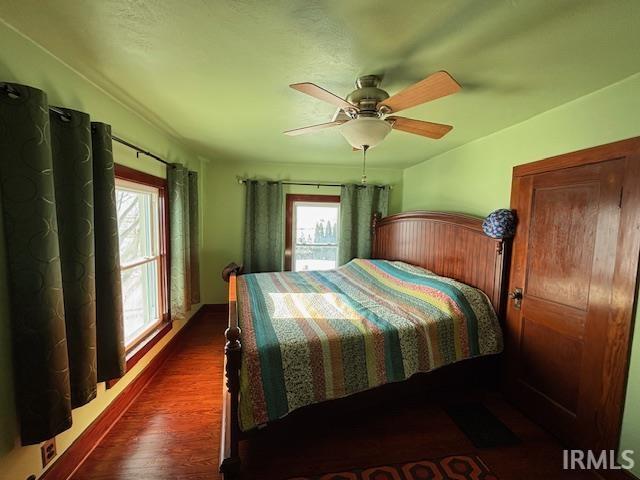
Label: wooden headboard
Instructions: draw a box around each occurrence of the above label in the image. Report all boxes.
[372,211,509,313]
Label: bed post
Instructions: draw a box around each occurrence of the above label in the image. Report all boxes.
[220,271,241,478]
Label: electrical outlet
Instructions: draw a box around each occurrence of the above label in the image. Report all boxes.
[41,438,56,468]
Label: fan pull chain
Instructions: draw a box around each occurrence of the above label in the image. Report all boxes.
[361,145,369,184]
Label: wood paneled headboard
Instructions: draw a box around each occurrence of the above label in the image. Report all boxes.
[372,211,509,313]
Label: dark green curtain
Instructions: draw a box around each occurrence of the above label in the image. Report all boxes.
[168,164,200,320]
[243,180,283,273]
[338,184,389,265]
[188,171,200,304]
[92,124,126,382]
[0,83,125,445]
[50,107,98,408]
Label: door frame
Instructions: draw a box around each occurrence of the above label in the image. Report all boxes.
[506,136,640,452]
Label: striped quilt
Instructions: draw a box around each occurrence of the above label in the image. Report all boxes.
[236,258,502,431]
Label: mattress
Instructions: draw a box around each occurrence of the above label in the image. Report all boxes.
[236,258,502,431]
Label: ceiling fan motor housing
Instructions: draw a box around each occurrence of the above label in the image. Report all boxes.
[347,75,389,114]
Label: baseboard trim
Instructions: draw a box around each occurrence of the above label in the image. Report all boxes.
[40,305,207,480]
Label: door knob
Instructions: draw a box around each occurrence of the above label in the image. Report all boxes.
[509,288,523,309]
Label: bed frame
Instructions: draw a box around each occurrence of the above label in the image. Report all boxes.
[371,211,508,312]
[219,211,509,477]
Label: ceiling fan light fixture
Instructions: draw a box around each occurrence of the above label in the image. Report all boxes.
[339,117,392,149]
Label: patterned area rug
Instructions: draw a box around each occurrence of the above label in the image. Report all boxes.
[288,455,499,480]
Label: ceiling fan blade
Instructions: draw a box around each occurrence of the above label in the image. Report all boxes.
[380,71,461,113]
[290,83,356,111]
[389,116,453,139]
[283,121,345,136]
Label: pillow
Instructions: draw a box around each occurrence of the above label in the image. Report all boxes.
[482,209,516,239]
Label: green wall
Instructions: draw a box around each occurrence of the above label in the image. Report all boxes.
[403,73,640,215]
[401,72,640,476]
[0,20,206,480]
[200,160,403,304]
[623,323,640,475]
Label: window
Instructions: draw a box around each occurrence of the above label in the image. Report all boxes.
[115,165,169,352]
[285,194,340,271]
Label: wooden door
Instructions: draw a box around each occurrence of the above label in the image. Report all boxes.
[505,137,640,452]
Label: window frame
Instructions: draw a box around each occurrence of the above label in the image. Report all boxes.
[114,164,171,370]
[284,194,341,271]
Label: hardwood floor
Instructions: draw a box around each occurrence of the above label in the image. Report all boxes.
[71,311,223,480]
[70,310,600,480]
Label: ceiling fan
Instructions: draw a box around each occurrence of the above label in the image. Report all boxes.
[284,71,461,150]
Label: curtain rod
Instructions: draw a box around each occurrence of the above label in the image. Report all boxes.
[48,106,170,166]
[110,135,170,166]
[0,84,171,167]
[238,179,391,189]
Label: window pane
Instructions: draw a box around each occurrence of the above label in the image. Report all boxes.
[294,246,338,271]
[121,261,159,345]
[293,203,339,272]
[116,178,163,348]
[116,187,158,264]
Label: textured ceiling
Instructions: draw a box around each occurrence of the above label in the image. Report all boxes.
[1,0,639,167]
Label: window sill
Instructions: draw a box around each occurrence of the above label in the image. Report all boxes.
[105,321,172,389]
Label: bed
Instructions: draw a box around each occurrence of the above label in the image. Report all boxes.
[220,211,509,477]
